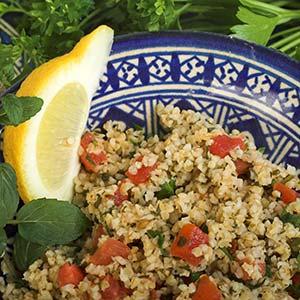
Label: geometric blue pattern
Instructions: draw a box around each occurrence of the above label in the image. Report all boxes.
[1,23,299,168]
[90,32,300,168]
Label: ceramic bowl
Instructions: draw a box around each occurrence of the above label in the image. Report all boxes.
[2,29,300,168]
[87,32,299,168]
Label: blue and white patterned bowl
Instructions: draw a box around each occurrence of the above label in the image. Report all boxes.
[1,28,299,168]
[88,32,299,169]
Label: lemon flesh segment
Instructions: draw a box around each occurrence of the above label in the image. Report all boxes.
[36,83,88,192]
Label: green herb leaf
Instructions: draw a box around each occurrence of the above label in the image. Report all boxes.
[257,147,265,153]
[177,236,187,247]
[265,263,272,278]
[297,253,300,270]
[231,7,279,45]
[282,175,294,184]
[101,173,110,181]
[0,163,19,227]
[280,209,300,228]
[200,223,209,234]
[0,94,43,126]
[190,271,201,282]
[147,230,167,255]
[16,199,90,246]
[133,123,143,131]
[0,228,7,257]
[289,238,300,254]
[13,233,47,272]
[155,179,176,200]
[220,247,234,260]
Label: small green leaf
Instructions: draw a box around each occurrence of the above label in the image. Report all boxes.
[280,209,300,228]
[2,95,23,125]
[177,236,187,247]
[0,228,7,256]
[190,271,201,282]
[200,223,209,234]
[13,233,47,271]
[282,175,294,184]
[0,163,19,227]
[220,247,234,260]
[101,173,110,181]
[297,253,300,270]
[257,147,265,153]
[155,179,176,200]
[16,199,90,246]
[265,263,272,278]
[289,238,300,254]
[133,123,143,131]
[147,230,167,255]
[0,94,43,126]
[231,7,279,45]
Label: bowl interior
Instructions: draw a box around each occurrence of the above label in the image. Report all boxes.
[87,32,300,169]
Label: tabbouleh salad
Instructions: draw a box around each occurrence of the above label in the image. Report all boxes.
[1,104,300,300]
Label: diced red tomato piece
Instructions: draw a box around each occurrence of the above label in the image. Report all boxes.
[239,258,265,281]
[92,224,105,248]
[57,263,85,288]
[80,151,107,173]
[81,132,95,148]
[170,223,209,266]
[234,159,251,175]
[114,180,129,207]
[80,132,107,173]
[209,135,245,158]
[101,275,131,300]
[273,182,297,204]
[292,273,300,285]
[192,275,222,300]
[126,156,157,185]
[90,238,130,266]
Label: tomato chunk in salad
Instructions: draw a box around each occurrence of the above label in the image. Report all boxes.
[80,132,107,173]
[57,263,85,287]
[273,182,297,204]
[90,238,130,266]
[192,275,222,300]
[209,134,245,158]
[101,275,131,300]
[171,223,209,266]
[126,156,157,184]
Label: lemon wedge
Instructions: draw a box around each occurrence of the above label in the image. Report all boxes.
[3,25,114,202]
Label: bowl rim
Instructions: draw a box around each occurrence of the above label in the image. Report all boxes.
[3,30,300,98]
[113,30,300,83]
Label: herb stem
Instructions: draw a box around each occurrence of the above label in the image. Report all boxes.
[270,26,300,39]
[79,7,106,29]
[241,0,288,15]
[269,31,300,48]
[280,37,300,52]
[6,219,19,225]
[0,7,31,17]
[176,3,192,16]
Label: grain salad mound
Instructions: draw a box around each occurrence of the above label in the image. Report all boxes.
[1,104,300,300]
